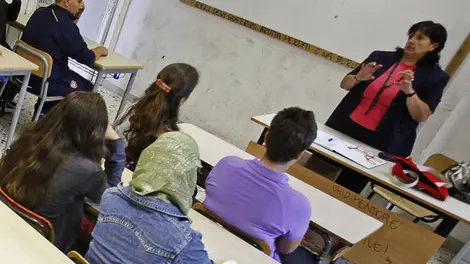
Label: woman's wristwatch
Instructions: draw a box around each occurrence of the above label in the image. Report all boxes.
[405,91,417,97]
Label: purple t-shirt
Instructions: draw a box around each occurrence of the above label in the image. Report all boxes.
[204,156,311,261]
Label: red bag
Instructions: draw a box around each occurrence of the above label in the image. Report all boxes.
[391,156,449,201]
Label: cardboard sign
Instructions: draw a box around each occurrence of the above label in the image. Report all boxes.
[246,141,444,264]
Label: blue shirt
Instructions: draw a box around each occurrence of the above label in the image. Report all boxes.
[204,157,311,261]
[21,5,95,86]
[86,184,213,264]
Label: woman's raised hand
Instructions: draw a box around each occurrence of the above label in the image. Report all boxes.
[356,62,383,81]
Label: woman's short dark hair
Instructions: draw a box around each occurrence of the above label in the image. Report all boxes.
[265,107,317,164]
[397,20,448,65]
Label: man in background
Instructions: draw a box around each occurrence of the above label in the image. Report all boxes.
[19,0,108,115]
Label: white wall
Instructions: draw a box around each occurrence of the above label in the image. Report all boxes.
[100,0,470,242]
[77,0,110,41]
[112,0,351,148]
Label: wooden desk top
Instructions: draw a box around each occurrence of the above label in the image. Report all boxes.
[0,45,39,72]
[251,113,470,224]
[120,168,275,263]
[190,210,278,263]
[85,39,144,71]
[178,123,383,245]
[0,201,73,264]
[12,13,143,71]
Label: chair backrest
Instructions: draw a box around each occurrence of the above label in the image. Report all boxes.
[14,40,53,79]
[424,154,457,173]
[192,202,273,256]
[67,251,90,264]
[0,187,55,242]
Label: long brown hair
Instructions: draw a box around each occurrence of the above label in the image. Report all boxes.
[0,92,109,209]
[115,63,199,163]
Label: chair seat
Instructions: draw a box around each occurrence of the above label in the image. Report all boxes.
[373,186,437,218]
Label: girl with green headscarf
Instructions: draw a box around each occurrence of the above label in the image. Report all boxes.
[86,132,214,264]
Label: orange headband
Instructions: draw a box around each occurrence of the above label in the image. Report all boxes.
[156,79,171,93]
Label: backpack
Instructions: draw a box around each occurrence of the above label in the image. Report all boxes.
[443,162,470,203]
[391,156,449,201]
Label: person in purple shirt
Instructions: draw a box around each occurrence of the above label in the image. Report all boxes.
[204,107,318,263]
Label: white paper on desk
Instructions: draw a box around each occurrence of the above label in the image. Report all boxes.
[314,130,385,169]
[314,130,338,150]
[330,142,385,169]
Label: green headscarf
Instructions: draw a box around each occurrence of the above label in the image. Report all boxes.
[130,132,201,215]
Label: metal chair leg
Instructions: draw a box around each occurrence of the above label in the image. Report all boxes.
[308,225,332,263]
[33,96,47,121]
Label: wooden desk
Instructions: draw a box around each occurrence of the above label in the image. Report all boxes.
[0,45,38,149]
[251,113,470,237]
[10,13,144,122]
[190,210,278,263]
[0,201,73,264]
[178,123,383,245]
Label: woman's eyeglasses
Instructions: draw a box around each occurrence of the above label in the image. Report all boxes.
[347,145,377,165]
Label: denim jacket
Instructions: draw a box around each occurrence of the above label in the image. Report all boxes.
[86,184,213,264]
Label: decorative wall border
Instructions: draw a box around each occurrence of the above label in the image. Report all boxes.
[180,0,360,69]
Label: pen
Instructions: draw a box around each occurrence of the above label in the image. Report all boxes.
[328,138,334,142]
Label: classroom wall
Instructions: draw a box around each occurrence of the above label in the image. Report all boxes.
[111,0,352,146]
[77,0,110,41]
[102,0,470,242]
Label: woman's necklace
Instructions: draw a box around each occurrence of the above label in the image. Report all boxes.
[365,61,403,114]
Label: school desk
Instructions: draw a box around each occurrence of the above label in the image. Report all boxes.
[10,13,144,122]
[0,45,38,149]
[0,200,73,264]
[177,123,383,245]
[250,113,470,237]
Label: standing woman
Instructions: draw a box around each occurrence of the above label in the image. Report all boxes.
[115,63,199,171]
[326,21,449,157]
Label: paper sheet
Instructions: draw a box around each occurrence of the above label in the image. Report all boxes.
[313,130,386,169]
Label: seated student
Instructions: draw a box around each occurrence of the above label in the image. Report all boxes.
[20,0,108,114]
[204,107,317,264]
[86,132,213,264]
[115,63,199,171]
[0,92,125,252]
[0,0,21,48]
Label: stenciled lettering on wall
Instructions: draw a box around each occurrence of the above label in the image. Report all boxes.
[180,0,360,69]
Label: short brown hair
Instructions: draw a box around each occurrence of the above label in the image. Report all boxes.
[266,107,317,163]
